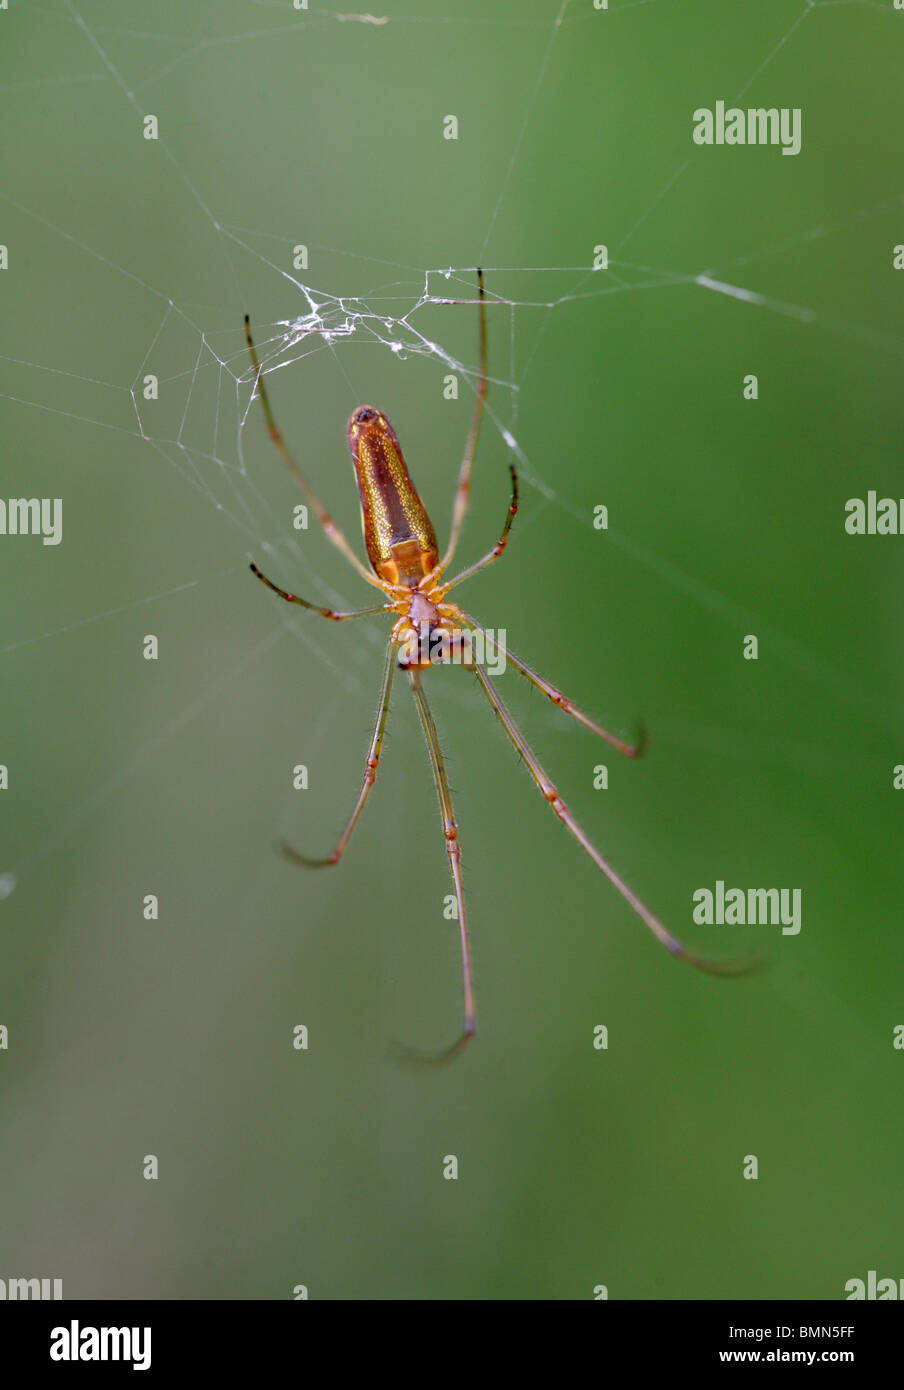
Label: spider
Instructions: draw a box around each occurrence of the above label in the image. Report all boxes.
[245,271,752,1063]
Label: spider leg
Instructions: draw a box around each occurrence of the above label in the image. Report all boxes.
[461,615,645,759]
[435,268,488,575]
[250,562,389,621]
[439,463,518,594]
[472,661,760,977]
[392,667,476,1066]
[280,636,396,868]
[244,315,386,592]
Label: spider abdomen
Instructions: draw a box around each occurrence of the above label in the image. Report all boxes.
[347,405,438,586]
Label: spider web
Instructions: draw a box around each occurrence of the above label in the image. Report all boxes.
[1,0,901,893]
[4,0,904,1305]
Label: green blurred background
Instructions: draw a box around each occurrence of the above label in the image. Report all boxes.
[1,0,903,1299]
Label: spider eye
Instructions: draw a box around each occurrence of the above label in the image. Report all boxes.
[354,406,377,423]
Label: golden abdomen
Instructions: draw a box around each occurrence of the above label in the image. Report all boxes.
[347,406,438,586]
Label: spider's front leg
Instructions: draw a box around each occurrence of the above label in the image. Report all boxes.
[250,562,389,621]
[394,666,476,1066]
